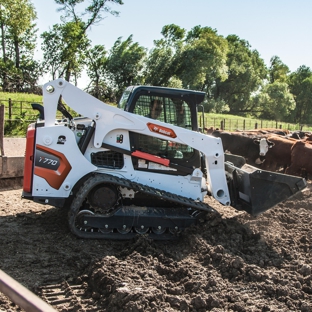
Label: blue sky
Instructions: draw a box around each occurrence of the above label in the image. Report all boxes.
[31,0,312,87]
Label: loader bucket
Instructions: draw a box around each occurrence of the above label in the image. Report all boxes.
[224,154,307,216]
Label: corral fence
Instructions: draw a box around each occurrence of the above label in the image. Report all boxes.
[198,116,308,132]
[0,98,311,136]
[0,98,41,123]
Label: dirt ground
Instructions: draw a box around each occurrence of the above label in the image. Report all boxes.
[0,180,311,312]
[0,138,311,311]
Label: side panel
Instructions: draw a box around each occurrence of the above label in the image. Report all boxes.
[32,126,96,198]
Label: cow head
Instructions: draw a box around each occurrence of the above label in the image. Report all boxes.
[253,138,275,164]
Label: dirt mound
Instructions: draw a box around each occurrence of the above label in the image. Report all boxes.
[0,184,311,311]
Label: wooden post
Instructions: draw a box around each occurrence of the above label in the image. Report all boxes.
[8,98,12,127]
[243,119,245,130]
[255,122,258,129]
[0,105,4,156]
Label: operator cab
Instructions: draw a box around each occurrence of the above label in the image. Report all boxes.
[118,86,206,175]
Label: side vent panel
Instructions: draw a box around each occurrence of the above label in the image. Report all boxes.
[91,151,124,169]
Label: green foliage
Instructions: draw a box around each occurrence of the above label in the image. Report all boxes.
[106,35,147,98]
[1,0,312,127]
[41,21,90,82]
[253,81,295,121]
[204,98,229,114]
[288,66,312,124]
[215,35,268,114]
[0,0,39,92]
[178,26,228,91]
[269,56,290,83]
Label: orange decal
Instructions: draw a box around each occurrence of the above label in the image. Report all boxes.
[34,145,72,190]
[147,122,177,138]
[131,150,170,166]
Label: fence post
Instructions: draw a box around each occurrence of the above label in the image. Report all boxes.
[220,120,224,130]
[0,105,4,156]
[255,122,258,129]
[243,119,245,130]
[8,98,12,127]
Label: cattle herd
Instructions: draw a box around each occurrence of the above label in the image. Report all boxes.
[205,126,312,179]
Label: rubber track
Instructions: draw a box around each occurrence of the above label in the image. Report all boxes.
[68,173,218,239]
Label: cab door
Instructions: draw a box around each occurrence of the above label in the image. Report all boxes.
[128,92,201,175]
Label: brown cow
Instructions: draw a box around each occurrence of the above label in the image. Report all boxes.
[260,135,297,172]
[210,130,274,165]
[286,141,312,178]
[235,128,290,136]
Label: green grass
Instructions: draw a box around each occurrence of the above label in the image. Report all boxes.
[198,113,306,132]
[0,92,42,103]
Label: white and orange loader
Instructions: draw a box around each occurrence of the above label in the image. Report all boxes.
[22,79,306,239]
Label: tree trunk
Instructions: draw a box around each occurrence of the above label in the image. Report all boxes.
[0,21,8,91]
[65,63,71,82]
[14,36,20,68]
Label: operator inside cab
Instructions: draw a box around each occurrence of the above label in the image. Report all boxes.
[149,99,163,119]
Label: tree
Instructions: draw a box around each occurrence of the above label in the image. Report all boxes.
[269,56,290,83]
[84,44,110,100]
[177,26,228,93]
[41,0,124,83]
[253,81,295,121]
[215,35,268,115]
[55,0,123,27]
[0,0,38,91]
[288,66,312,124]
[106,35,147,98]
[144,24,185,86]
[41,21,90,84]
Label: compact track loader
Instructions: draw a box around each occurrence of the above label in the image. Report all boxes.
[22,79,306,239]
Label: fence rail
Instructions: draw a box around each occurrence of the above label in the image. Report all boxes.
[0,98,42,124]
[199,116,306,132]
[0,98,311,136]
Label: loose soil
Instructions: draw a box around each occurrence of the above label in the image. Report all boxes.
[0,138,311,311]
[0,181,311,312]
